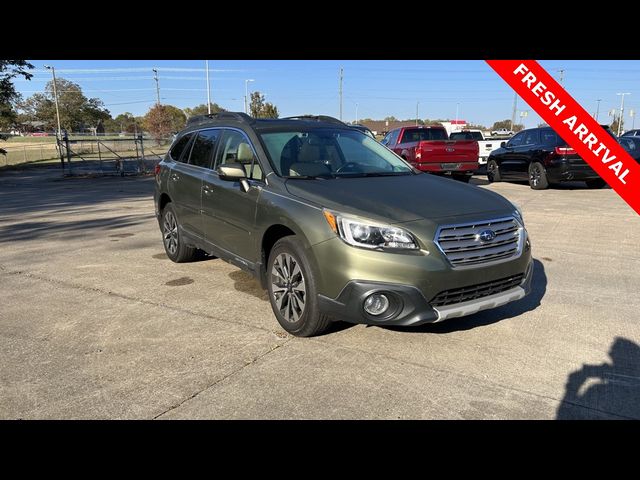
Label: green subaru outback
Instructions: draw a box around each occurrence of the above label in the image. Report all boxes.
[154,113,533,336]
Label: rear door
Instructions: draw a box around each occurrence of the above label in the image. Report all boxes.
[202,128,263,264]
[171,128,220,239]
[167,132,196,231]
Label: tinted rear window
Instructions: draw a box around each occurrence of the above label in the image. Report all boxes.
[450,131,482,140]
[401,129,447,142]
[540,129,566,147]
[169,133,194,162]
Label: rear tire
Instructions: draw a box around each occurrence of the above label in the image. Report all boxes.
[487,159,501,182]
[528,162,549,190]
[267,236,331,337]
[586,178,606,189]
[161,203,198,263]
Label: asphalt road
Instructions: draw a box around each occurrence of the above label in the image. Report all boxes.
[1,166,638,419]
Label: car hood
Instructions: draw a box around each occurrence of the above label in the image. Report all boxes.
[284,173,515,224]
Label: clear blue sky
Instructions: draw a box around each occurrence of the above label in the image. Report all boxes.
[14,60,640,129]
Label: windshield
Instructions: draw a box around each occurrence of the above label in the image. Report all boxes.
[260,128,414,178]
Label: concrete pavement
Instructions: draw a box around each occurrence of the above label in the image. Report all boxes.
[0,166,638,419]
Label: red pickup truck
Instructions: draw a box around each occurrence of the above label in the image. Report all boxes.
[381,126,479,182]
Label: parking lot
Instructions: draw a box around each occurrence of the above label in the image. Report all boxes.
[0,165,638,419]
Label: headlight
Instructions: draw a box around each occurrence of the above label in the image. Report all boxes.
[512,206,524,226]
[323,210,419,250]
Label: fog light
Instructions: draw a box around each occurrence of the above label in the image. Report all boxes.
[364,293,390,316]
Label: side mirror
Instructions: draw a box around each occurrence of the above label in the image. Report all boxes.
[217,162,246,181]
[500,141,507,148]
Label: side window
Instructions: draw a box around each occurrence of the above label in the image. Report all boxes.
[507,131,525,148]
[380,133,391,146]
[187,129,219,168]
[169,133,194,162]
[540,129,560,146]
[216,130,263,181]
[522,130,539,145]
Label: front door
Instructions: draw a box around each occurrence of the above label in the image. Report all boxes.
[202,129,263,264]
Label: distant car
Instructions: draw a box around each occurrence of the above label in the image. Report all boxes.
[620,129,640,138]
[487,126,605,190]
[618,136,640,162]
[491,128,514,136]
[350,124,376,139]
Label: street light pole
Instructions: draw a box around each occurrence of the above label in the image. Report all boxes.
[510,92,518,132]
[44,65,62,140]
[416,101,419,126]
[616,92,631,136]
[355,103,359,124]
[245,79,255,115]
[630,109,636,130]
[339,67,343,121]
[594,99,602,121]
[205,60,212,114]
[152,68,160,105]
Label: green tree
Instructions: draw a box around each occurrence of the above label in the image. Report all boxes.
[17,78,110,132]
[610,115,624,136]
[249,92,279,119]
[0,60,34,131]
[143,104,186,144]
[184,103,227,118]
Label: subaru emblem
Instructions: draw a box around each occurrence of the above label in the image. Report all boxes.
[478,229,496,242]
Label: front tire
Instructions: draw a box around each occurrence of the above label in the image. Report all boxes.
[586,178,606,189]
[161,203,198,263]
[267,236,331,337]
[487,159,501,182]
[528,162,549,190]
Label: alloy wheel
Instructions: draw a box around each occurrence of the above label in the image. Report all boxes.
[163,211,178,255]
[271,253,306,323]
[530,165,541,187]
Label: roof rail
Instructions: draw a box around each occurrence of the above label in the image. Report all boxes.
[282,115,346,125]
[186,111,255,127]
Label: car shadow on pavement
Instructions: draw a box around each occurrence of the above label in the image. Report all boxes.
[556,337,640,419]
[385,258,547,334]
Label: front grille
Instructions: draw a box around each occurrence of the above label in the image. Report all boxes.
[435,217,522,267]
[430,273,525,307]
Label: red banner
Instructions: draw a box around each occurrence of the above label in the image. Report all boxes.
[487,60,640,216]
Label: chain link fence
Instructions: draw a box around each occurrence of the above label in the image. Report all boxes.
[1,134,172,176]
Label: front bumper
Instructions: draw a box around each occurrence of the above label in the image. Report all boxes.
[317,258,534,327]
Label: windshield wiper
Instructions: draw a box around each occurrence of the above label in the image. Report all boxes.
[336,171,412,178]
[285,174,335,180]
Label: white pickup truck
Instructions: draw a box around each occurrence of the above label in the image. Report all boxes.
[449,129,507,166]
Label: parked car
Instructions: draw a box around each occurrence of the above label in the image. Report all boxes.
[618,136,640,161]
[620,129,640,138]
[491,128,514,136]
[487,127,605,189]
[154,112,533,336]
[380,126,479,182]
[449,129,503,166]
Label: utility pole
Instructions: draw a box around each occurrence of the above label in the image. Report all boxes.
[616,92,631,136]
[416,101,419,126]
[44,65,62,140]
[355,103,359,124]
[455,103,459,126]
[152,68,160,105]
[630,109,636,130]
[594,99,602,121]
[510,92,518,132]
[339,67,343,121]
[205,60,212,114]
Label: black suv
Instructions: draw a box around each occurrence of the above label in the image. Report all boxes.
[487,126,605,189]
